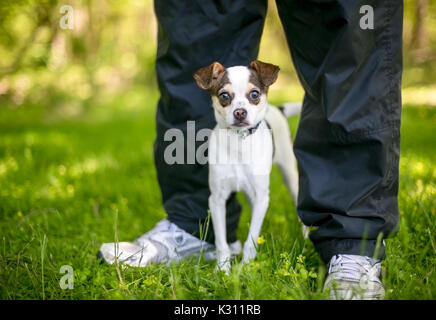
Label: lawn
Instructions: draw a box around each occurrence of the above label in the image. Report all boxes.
[0,87,435,300]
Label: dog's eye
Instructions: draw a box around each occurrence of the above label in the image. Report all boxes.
[249,90,260,100]
[219,92,231,104]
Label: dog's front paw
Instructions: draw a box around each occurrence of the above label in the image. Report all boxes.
[216,249,231,274]
[242,241,257,265]
[215,260,231,275]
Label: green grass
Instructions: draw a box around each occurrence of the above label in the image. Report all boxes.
[0,89,435,300]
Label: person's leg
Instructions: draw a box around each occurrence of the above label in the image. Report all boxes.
[154,0,268,243]
[275,0,403,263]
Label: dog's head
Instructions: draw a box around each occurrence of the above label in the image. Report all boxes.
[194,60,279,130]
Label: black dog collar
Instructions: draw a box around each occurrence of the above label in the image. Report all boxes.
[235,121,262,138]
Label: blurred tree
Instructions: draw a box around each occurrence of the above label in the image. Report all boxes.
[410,0,429,50]
[0,0,57,75]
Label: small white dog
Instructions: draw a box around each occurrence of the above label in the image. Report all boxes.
[194,60,308,273]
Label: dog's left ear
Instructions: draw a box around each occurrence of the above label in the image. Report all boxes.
[193,62,225,90]
[249,60,280,87]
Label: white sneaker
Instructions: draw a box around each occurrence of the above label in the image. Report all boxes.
[97,219,241,267]
[323,254,385,300]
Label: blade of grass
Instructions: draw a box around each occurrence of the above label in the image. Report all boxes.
[113,208,125,290]
[40,234,47,300]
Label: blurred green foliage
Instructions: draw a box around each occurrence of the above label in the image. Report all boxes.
[0,0,157,115]
[0,0,435,118]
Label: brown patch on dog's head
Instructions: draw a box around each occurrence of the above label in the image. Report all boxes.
[193,62,228,93]
[248,60,280,92]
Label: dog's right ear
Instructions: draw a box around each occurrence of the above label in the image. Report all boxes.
[193,62,225,90]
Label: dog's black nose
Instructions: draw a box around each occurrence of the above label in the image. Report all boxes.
[233,108,247,121]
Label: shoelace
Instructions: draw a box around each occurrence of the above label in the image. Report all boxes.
[328,255,381,283]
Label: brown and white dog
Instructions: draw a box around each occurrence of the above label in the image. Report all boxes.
[194,60,307,273]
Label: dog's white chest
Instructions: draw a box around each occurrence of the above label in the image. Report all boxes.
[214,164,253,193]
[208,123,273,200]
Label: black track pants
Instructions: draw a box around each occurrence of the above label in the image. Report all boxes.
[153,0,403,263]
